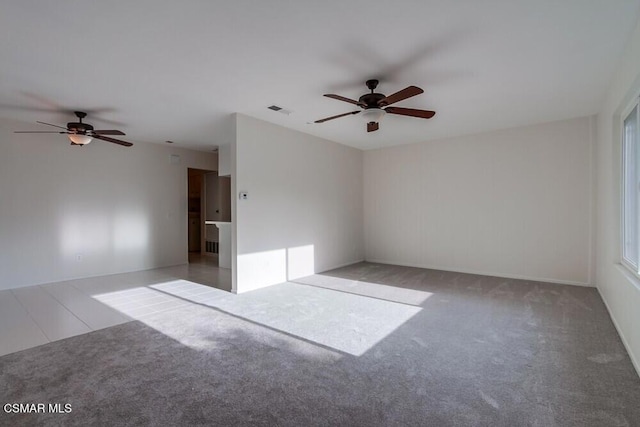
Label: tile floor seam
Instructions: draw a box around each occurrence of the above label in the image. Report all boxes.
[10,288,52,343]
[39,284,96,332]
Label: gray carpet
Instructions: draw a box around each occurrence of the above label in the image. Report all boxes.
[1,262,639,426]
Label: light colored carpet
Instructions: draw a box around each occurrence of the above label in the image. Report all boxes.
[1,262,639,426]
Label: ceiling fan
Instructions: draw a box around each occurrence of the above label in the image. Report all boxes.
[315,79,436,132]
[14,111,133,146]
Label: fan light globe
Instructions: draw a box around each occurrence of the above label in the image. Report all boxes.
[68,134,93,145]
[361,108,386,123]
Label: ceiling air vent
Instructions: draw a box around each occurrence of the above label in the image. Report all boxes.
[268,105,292,115]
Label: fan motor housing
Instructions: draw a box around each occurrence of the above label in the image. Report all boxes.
[359,93,386,108]
[67,122,94,133]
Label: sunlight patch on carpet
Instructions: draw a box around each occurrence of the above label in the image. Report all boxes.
[93,279,423,356]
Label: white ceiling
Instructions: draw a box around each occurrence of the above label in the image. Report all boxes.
[1,1,639,151]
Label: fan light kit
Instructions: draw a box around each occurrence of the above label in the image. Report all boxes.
[360,108,386,123]
[315,79,435,132]
[68,134,93,145]
[14,111,133,147]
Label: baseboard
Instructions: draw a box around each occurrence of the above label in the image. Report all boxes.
[364,258,593,287]
[319,258,365,273]
[597,287,640,378]
[4,261,189,291]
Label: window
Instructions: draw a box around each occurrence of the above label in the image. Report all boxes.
[622,98,640,271]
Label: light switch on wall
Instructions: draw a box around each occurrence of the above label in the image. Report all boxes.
[239,191,248,200]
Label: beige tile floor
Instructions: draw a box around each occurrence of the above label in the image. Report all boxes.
[0,257,231,357]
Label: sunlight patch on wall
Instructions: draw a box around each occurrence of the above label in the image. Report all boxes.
[287,244,315,280]
[113,212,150,251]
[237,245,316,293]
[59,213,110,257]
[237,248,287,293]
[58,210,150,261]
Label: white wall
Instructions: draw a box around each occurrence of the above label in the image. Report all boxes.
[595,15,640,374]
[364,116,595,286]
[0,120,217,290]
[234,114,363,293]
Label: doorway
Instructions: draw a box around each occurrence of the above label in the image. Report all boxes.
[187,168,232,268]
[186,168,232,291]
[187,168,212,265]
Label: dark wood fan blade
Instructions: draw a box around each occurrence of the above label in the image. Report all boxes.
[385,107,436,119]
[36,121,69,130]
[324,94,362,106]
[92,130,125,135]
[315,110,360,123]
[14,131,68,133]
[378,86,424,106]
[93,134,133,147]
[367,122,379,132]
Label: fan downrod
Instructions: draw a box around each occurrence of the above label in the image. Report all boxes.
[68,111,93,132]
[360,80,385,107]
